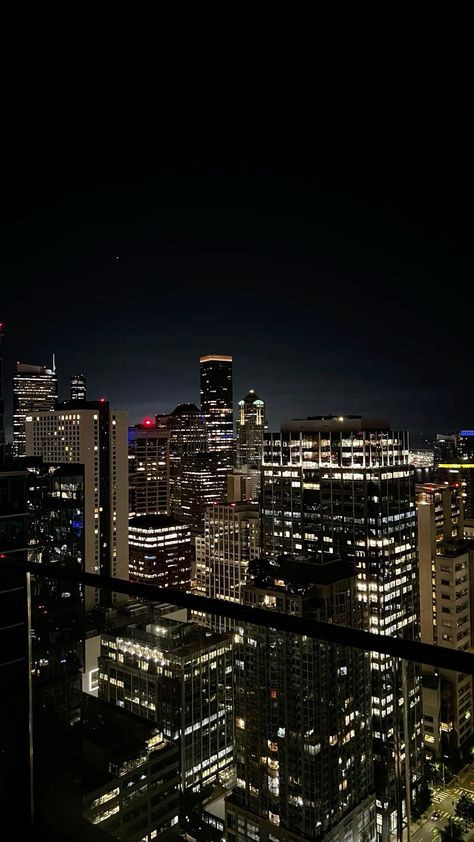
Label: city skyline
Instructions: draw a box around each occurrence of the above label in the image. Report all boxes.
[1,20,472,438]
[0,339,471,442]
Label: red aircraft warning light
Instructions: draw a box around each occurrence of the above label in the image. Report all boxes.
[143,418,153,426]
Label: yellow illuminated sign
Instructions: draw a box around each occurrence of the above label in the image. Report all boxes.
[439,464,474,469]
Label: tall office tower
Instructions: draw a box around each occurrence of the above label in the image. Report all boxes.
[128,419,170,516]
[98,618,234,792]
[226,555,375,842]
[433,432,458,466]
[200,354,234,454]
[202,501,260,629]
[13,360,58,458]
[129,514,192,590]
[25,400,129,603]
[70,373,86,401]
[262,415,421,841]
[0,321,5,462]
[180,452,229,536]
[417,483,474,760]
[236,388,265,468]
[166,403,207,519]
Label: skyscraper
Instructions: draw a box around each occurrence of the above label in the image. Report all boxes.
[70,373,86,401]
[13,360,58,458]
[261,415,422,840]
[98,618,234,792]
[236,388,265,468]
[25,400,129,603]
[226,555,375,842]
[165,403,207,520]
[200,354,234,454]
[202,500,260,628]
[180,452,229,536]
[129,514,192,590]
[128,419,170,515]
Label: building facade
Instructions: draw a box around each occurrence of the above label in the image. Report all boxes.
[200,354,234,454]
[13,361,58,458]
[202,501,260,629]
[70,373,87,401]
[128,420,170,516]
[80,695,180,840]
[129,514,192,590]
[236,388,265,469]
[180,452,229,536]
[261,415,422,841]
[165,403,207,520]
[98,618,234,792]
[25,400,129,602]
[226,555,375,842]
[417,482,473,759]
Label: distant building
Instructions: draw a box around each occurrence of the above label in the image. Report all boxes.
[227,466,260,503]
[200,354,234,455]
[98,618,234,792]
[438,432,474,538]
[129,514,192,590]
[13,360,58,457]
[226,555,375,842]
[433,433,458,467]
[180,452,229,536]
[79,695,180,838]
[417,482,473,759]
[26,400,129,604]
[236,388,265,469]
[128,419,170,516]
[202,501,260,630]
[70,373,86,401]
[165,403,207,520]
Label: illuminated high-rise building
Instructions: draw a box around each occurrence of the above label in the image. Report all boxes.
[262,415,422,840]
[201,501,260,629]
[226,555,375,842]
[180,452,229,536]
[98,618,234,792]
[165,403,207,519]
[128,419,170,515]
[236,388,265,468]
[70,373,86,401]
[129,514,192,590]
[416,482,473,760]
[13,360,58,458]
[200,354,234,454]
[25,400,129,604]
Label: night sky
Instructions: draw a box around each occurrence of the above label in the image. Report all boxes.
[1,15,472,439]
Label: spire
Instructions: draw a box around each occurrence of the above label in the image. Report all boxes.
[52,353,56,373]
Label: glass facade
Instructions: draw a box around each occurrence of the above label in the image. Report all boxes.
[13,361,58,457]
[262,418,421,840]
[200,354,234,454]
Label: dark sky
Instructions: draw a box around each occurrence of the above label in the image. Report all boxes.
[1,14,472,439]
